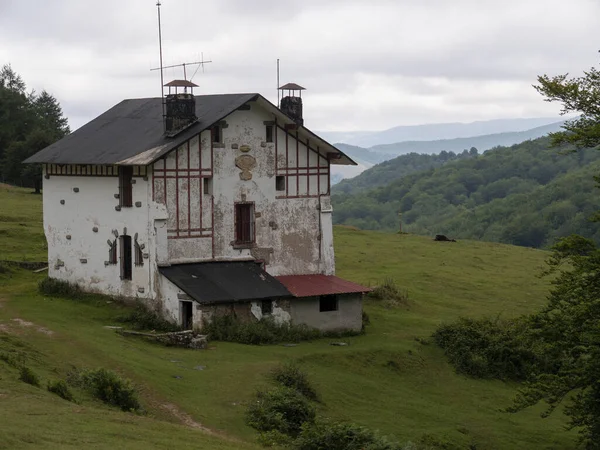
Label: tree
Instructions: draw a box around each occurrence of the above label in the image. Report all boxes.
[0,65,69,191]
[535,64,600,149]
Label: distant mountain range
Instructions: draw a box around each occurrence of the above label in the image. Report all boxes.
[329,119,568,184]
[319,117,564,148]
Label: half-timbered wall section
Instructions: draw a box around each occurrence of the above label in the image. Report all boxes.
[275,127,330,199]
[45,164,147,177]
[152,132,214,262]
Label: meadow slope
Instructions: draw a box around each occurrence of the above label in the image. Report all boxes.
[0,185,576,449]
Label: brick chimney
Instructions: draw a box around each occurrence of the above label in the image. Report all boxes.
[163,80,198,137]
[278,83,305,126]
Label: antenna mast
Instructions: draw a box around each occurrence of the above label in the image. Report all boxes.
[157,1,165,122]
[277,59,280,107]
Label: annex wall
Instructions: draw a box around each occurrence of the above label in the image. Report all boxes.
[289,294,363,332]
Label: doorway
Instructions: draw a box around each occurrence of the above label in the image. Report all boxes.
[181,301,193,330]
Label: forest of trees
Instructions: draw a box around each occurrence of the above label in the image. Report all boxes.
[332,137,600,248]
[0,64,70,192]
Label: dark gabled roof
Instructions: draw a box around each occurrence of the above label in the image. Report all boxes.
[24,93,257,165]
[159,261,293,304]
[25,93,358,166]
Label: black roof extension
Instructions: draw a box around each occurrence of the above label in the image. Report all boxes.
[24,93,257,165]
[159,261,293,304]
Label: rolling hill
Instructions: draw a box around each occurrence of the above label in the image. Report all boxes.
[0,184,577,449]
[332,137,600,248]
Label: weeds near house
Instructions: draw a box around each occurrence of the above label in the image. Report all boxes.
[39,277,83,299]
[116,301,180,332]
[70,368,140,412]
[19,366,40,387]
[204,315,360,345]
[368,277,409,307]
[47,379,75,402]
[270,362,319,402]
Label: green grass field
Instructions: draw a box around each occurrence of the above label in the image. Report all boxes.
[0,186,576,449]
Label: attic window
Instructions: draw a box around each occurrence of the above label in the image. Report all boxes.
[203,177,213,195]
[266,125,274,143]
[319,295,338,312]
[276,176,285,191]
[118,166,133,207]
[212,124,222,143]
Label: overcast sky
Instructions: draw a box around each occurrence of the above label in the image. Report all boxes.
[1,0,598,132]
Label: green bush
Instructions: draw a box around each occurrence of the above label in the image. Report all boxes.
[270,362,319,402]
[294,421,401,450]
[368,278,409,307]
[432,316,547,380]
[204,315,360,345]
[39,277,83,299]
[246,387,316,438]
[19,366,40,387]
[0,351,19,368]
[73,368,140,412]
[47,379,75,402]
[117,302,180,332]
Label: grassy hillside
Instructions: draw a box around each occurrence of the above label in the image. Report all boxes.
[333,137,600,248]
[0,186,577,449]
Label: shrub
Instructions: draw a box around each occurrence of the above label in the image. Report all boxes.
[74,368,140,412]
[0,351,19,368]
[294,421,402,450]
[117,302,180,332]
[368,278,409,307]
[432,316,548,380]
[39,277,83,299]
[246,387,316,438]
[47,379,75,402]
[270,362,319,402]
[204,315,360,345]
[19,366,40,387]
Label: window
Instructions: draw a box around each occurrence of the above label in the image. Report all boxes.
[261,300,273,316]
[119,234,132,280]
[134,234,144,267]
[107,239,117,265]
[275,176,285,192]
[203,177,213,195]
[319,295,338,312]
[212,124,221,143]
[118,166,133,207]
[235,202,255,245]
[265,125,274,143]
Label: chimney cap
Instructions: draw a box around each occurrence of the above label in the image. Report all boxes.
[164,79,199,88]
[278,83,305,91]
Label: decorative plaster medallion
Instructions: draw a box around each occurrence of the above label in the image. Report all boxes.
[239,145,251,153]
[235,155,257,181]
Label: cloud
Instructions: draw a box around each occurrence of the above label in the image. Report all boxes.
[1,0,599,131]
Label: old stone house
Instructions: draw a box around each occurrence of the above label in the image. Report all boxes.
[25,81,368,332]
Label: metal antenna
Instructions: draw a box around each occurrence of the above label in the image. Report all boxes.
[277,58,280,107]
[156,1,165,123]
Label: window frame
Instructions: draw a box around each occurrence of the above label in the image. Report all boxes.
[234,202,255,247]
[119,234,133,280]
[275,175,285,192]
[319,295,338,312]
[118,166,133,208]
[261,300,273,316]
[211,124,222,144]
[265,125,274,143]
[203,177,213,196]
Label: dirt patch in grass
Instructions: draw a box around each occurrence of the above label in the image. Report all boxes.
[8,318,55,336]
[160,403,211,431]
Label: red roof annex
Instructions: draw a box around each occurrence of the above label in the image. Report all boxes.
[275,275,370,298]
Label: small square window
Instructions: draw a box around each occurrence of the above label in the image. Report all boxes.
[212,125,222,143]
[266,125,274,143]
[276,176,285,191]
[203,177,213,195]
[319,295,338,312]
[261,300,272,316]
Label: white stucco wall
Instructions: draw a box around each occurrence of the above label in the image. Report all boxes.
[43,166,165,300]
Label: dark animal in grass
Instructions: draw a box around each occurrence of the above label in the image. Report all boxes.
[434,234,456,242]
